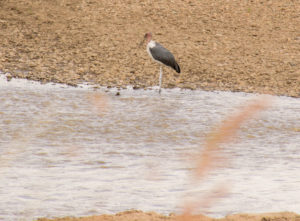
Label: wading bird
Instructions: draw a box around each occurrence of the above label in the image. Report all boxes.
[140,32,180,94]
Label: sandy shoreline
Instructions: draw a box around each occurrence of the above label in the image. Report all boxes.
[36,210,300,221]
[0,0,299,97]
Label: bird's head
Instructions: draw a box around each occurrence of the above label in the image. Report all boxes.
[139,32,152,47]
[144,32,152,42]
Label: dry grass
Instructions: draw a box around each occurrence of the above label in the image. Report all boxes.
[178,96,272,221]
[87,92,109,116]
[195,96,271,178]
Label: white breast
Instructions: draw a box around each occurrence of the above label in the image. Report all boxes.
[146,40,157,62]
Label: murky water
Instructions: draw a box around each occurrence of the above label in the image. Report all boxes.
[0,75,299,220]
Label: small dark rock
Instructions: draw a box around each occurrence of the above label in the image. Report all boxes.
[6,73,12,81]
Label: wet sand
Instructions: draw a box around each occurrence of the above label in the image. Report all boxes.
[0,0,299,97]
[37,210,300,221]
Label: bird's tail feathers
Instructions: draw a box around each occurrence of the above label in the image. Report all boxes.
[174,62,180,73]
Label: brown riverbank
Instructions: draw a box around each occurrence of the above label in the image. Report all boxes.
[0,0,299,97]
[37,210,300,221]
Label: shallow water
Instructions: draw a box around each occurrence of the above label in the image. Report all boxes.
[0,75,299,220]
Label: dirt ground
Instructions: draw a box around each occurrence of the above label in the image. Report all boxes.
[0,0,299,97]
[37,210,300,221]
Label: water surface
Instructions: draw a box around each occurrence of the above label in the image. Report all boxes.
[0,76,299,220]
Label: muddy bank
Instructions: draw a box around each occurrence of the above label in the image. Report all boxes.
[0,0,299,97]
[36,210,300,221]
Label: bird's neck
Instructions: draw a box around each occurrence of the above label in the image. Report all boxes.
[147,40,156,48]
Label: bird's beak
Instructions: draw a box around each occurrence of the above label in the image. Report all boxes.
[139,38,145,47]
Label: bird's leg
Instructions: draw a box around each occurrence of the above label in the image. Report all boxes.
[159,66,163,94]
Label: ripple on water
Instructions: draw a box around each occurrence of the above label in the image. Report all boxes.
[0,76,299,220]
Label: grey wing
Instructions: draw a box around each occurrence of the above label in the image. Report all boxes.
[150,43,180,73]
